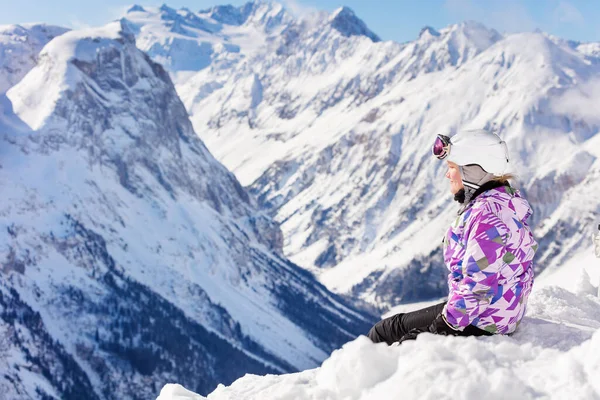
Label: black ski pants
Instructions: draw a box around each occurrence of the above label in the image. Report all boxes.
[367,302,490,345]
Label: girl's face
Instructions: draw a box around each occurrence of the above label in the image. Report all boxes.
[446,162,464,194]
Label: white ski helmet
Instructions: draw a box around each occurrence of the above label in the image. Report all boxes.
[434,129,510,176]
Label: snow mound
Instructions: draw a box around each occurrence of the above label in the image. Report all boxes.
[157,284,600,399]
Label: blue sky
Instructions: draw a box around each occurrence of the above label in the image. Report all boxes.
[1,0,598,43]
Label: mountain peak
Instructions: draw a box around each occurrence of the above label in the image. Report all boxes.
[329,6,380,42]
[159,3,177,16]
[443,20,502,43]
[37,19,135,64]
[8,20,139,130]
[198,1,291,32]
[417,19,503,59]
[419,26,440,39]
[0,23,70,93]
[126,4,145,13]
[199,3,250,26]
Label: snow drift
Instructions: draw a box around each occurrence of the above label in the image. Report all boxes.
[157,274,600,399]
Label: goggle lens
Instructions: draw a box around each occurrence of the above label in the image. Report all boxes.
[432,135,450,159]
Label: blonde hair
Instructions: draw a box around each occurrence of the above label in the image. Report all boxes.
[492,174,516,185]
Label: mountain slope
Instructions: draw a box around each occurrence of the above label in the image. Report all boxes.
[0,23,69,93]
[1,20,373,399]
[120,2,600,310]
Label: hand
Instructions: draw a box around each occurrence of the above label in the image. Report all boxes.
[427,313,461,336]
[395,313,461,344]
[396,327,428,344]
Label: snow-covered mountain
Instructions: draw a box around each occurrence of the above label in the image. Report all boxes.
[120,2,600,310]
[0,23,69,93]
[0,20,373,399]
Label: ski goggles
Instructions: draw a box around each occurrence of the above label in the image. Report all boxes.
[431,134,451,160]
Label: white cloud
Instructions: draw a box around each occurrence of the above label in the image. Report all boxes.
[68,16,91,30]
[108,4,139,21]
[444,0,537,33]
[282,0,319,19]
[550,79,600,124]
[554,1,585,25]
[445,0,590,37]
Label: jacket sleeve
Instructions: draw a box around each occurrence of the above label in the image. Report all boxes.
[443,207,509,331]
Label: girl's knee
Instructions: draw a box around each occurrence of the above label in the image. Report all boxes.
[367,321,384,343]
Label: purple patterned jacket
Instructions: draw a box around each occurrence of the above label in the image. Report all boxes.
[442,185,538,334]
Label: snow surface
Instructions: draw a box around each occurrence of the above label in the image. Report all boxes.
[157,238,600,400]
[157,277,600,399]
